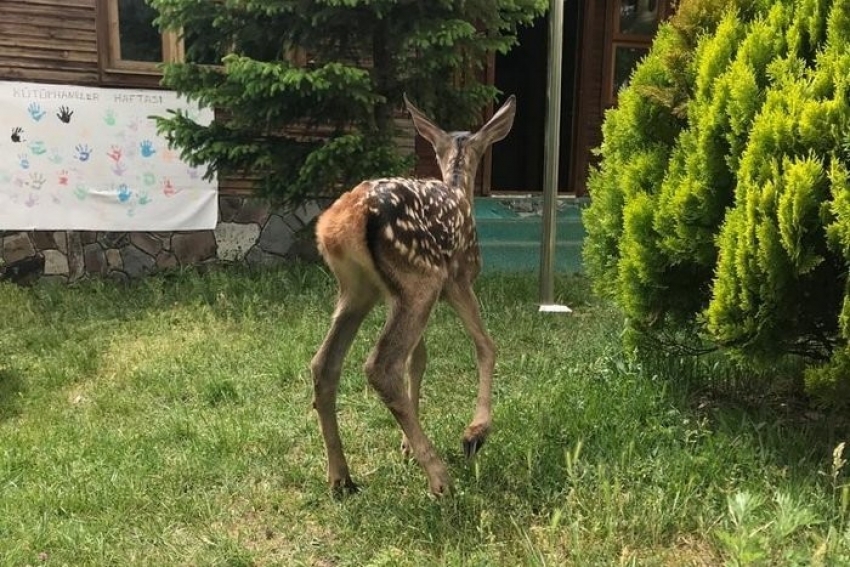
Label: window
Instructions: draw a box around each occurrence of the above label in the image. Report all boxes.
[102,0,183,73]
[604,0,668,105]
[99,0,302,82]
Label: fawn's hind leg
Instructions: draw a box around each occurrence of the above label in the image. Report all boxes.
[311,276,379,494]
[364,281,451,496]
[401,337,427,458]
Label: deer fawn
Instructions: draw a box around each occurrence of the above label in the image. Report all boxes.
[311,94,516,496]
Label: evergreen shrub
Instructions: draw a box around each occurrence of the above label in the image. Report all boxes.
[583,0,850,403]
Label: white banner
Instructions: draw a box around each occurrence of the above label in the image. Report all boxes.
[0,81,218,231]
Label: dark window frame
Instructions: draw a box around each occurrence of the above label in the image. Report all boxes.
[602,0,670,106]
[96,0,184,87]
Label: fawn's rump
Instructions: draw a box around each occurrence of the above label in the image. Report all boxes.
[316,179,470,290]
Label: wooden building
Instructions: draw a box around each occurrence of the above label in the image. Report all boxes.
[0,0,675,198]
[486,0,676,196]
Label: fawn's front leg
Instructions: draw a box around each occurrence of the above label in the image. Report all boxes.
[444,281,496,458]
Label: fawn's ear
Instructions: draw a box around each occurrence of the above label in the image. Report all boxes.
[471,95,516,148]
[404,94,451,151]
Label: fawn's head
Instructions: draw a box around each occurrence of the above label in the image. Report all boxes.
[404,95,516,197]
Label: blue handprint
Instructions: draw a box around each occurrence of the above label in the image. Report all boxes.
[117,183,132,203]
[75,144,92,162]
[139,140,156,158]
[18,154,30,169]
[27,102,46,122]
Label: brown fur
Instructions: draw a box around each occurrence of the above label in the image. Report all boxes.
[315,183,386,290]
[311,95,516,496]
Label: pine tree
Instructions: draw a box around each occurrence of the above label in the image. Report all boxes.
[150,0,546,204]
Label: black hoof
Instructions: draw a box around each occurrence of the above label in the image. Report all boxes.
[463,436,485,459]
[330,477,360,498]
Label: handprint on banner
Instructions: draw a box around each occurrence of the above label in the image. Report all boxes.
[111,162,128,176]
[140,140,156,158]
[106,145,123,162]
[24,194,38,208]
[29,172,46,191]
[57,106,74,124]
[27,102,46,121]
[29,141,46,156]
[162,177,178,197]
[18,154,30,169]
[137,191,151,206]
[104,108,116,126]
[74,184,87,201]
[75,144,93,162]
[117,183,132,203]
[11,127,24,143]
[48,149,63,164]
[58,170,69,186]
[141,172,156,186]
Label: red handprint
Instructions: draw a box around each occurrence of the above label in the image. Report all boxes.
[162,177,178,197]
[106,145,123,163]
[58,170,69,186]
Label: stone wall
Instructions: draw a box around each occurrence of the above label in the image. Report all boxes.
[0,195,330,284]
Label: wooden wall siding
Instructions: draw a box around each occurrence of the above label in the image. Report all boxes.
[0,0,100,86]
[570,0,608,197]
[217,112,417,196]
[571,0,676,196]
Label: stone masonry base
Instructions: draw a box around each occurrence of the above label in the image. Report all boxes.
[0,196,331,284]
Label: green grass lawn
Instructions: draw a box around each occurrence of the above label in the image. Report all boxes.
[1,265,849,566]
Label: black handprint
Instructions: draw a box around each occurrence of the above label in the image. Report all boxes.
[11,127,24,143]
[57,106,74,124]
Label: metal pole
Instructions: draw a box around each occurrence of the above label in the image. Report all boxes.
[539,0,569,312]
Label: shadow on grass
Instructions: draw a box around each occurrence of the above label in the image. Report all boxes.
[0,367,25,421]
[652,348,850,476]
[678,376,850,477]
